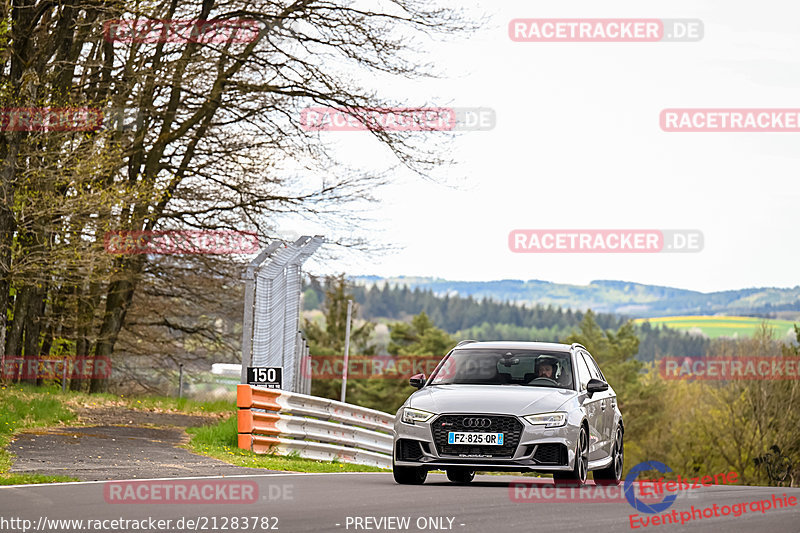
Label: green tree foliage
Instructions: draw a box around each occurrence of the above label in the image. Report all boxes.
[306,295,456,413]
[353,312,456,413]
[777,324,800,480]
[302,289,320,311]
[388,312,457,356]
[628,322,799,486]
[303,275,374,357]
[680,324,800,485]
[304,275,378,406]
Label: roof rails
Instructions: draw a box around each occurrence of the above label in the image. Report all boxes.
[456,339,479,347]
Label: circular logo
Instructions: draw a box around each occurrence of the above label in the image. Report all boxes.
[462,417,491,428]
[624,461,677,514]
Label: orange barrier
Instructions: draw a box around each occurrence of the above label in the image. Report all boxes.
[236,383,281,410]
[237,410,280,435]
[251,435,281,454]
[239,433,280,453]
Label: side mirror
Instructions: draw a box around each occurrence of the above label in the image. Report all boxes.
[409,373,426,389]
[586,378,609,397]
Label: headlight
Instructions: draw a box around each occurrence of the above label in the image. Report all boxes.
[523,412,567,428]
[401,407,435,425]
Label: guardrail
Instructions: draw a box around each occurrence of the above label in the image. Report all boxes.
[236,384,394,469]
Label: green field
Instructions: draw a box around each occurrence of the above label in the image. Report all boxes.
[633,315,798,339]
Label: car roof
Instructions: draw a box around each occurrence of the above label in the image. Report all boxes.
[453,341,575,353]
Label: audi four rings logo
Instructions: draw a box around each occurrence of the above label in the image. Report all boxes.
[462,417,491,428]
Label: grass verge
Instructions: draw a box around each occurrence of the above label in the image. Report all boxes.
[186,416,388,473]
[0,473,78,485]
[0,383,236,484]
[0,385,79,484]
[58,389,234,415]
[1,384,388,479]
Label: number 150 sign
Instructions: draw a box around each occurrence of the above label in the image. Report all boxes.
[247,367,282,389]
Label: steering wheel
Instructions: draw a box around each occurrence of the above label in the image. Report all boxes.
[529,377,558,385]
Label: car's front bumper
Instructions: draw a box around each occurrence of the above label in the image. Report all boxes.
[393,412,580,472]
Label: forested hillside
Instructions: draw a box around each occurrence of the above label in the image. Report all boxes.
[303,278,711,360]
[351,276,800,317]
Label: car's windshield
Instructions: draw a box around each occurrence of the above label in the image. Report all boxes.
[428,349,574,390]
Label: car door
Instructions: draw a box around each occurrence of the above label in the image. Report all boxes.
[575,351,605,462]
[581,350,615,459]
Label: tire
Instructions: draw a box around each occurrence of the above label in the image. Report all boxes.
[446,468,475,484]
[393,461,427,485]
[594,425,624,486]
[553,425,588,486]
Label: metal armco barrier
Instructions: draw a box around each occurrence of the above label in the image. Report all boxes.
[237,385,393,469]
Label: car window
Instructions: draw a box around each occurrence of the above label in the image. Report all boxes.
[576,353,592,391]
[580,351,602,381]
[583,351,606,381]
[429,349,575,390]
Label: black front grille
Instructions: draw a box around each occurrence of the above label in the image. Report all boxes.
[533,443,567,465]
[431,415,523,458]
[397,439,424,461]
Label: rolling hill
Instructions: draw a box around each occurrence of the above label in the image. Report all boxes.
[353,276,800,319]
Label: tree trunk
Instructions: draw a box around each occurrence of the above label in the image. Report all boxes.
[90,258,141,392]
[6,285,32,360]
[0,134,21,358]
[25,285,46,385]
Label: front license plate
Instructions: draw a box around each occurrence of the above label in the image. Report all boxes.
[447,432,504,445]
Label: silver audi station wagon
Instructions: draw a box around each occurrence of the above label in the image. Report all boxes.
[392,341,624,485]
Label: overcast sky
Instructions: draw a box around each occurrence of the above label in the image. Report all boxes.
[290,0,800,294]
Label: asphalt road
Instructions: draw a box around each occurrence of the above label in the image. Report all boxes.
[9,425,274,481]
[1,473,798,533]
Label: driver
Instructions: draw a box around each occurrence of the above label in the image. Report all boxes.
[537,360,555,379]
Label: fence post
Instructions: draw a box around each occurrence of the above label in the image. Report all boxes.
[340,299,353,403]
[241,241,283,384]
[242,236,323,391]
